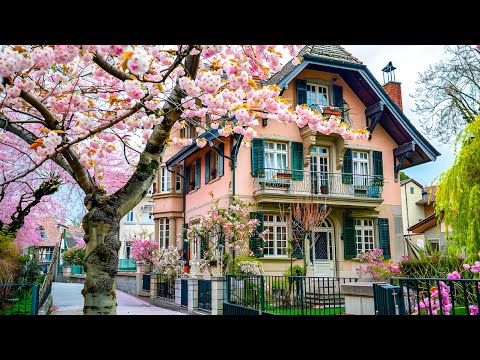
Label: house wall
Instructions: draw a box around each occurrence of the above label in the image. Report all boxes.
[424,223,447,250]
[400,182,425,242]
[181,68,408,275]
[119,195,155,259]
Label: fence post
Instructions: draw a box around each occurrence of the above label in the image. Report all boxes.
[175,278,182,306]
[211,276,225,315]
[150,274,157,299]
[31,285,39,315]
[136,263,145,295]
[187,278,199,314]
[259,276,265,314]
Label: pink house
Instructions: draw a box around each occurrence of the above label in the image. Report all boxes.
[158,45,440,277]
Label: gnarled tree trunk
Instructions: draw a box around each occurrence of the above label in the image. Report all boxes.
[81,203,121,315]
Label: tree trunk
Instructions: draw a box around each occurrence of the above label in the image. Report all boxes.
[81,204,121,315]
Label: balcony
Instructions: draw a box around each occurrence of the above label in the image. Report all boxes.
[253,168,383,204]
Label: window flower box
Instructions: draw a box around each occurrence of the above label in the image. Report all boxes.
[276,172,292,180]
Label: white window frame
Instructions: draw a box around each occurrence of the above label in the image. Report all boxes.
[264,141,288,179]
[307,83,329,108]
[428,238,440,252]
[175,166,182,193]
[158,218,170,248]
[352,151,369,188]
[126,211,134,223]
[263,214,288,257]
[142,205,154,223]
[354,218,375,255]
[161,167,171,193]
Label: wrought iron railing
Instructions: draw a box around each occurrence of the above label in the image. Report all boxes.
[224,275,357,315]
[389,277,480,316]
[70,265,86,275]
[0,284,39,315]
[156,274,175,302]
[198,279,212,312]
[118,259,136,272]
[253,168,383,199]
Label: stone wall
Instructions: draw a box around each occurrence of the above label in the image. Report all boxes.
[66,272,137,296]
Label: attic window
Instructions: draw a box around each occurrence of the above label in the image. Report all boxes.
[410,187,414,194]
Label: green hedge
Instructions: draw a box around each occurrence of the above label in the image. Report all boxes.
[400,256,474,279]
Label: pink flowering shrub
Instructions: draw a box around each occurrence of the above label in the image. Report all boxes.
[355,249,401,282]
[131,238,158,266]
[151,245,184,279]
[74,237,86,249]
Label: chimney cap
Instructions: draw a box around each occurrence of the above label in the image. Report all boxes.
[382,61,397,73]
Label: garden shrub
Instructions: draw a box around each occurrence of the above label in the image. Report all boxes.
[231,253,264,275]
[61,246,86,266]
[400,256,472,279]
[283,264,304,276]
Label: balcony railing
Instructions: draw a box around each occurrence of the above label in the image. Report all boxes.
[253,168,383,199]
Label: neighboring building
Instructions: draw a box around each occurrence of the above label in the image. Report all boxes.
[400,178,425,245]
[119,181,157,259]
[407,185,449,251]
[163,45,440,277]
[34,218,83,271]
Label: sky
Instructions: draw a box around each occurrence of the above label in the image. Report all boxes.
[343,45,453,186]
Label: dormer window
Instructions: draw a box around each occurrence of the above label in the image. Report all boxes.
[307,83,329,109]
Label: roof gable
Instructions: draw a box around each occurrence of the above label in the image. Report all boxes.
[400,178,423,188]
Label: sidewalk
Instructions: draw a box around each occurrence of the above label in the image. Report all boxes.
[51,282,185,315]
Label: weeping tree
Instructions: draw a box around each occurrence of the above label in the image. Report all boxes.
[435,115,480,260]
[413,45,480,144]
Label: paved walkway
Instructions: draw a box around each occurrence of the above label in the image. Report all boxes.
[51,282,185,315]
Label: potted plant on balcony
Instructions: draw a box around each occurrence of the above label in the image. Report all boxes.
[322,102,342,116]
[367,177,383,198]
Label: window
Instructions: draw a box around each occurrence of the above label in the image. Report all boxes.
[180,124,196,139]
[125,243,132,259]
[394,216,403,235]
[263,215,288,256]
[353,151,369,188]
[147,182,157,195]
[189,163,196,192]
[126,211,134,222]
[428,238,439,252]
[264,141,287,178]
[207,150,220,182]
[142,205,154,223]
[158,219,170,248]
[175,166,182,193]
[38,226,47,240]
[354,219,374,255]
[307,83,329,109]
[161,167,171,193]
[45,247,53,262]
[410,187,414,194]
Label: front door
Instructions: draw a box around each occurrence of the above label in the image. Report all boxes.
[312,231,335,276]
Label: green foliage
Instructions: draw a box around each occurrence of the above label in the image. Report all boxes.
[283,264,304,276]
[61,247,86,266]
[435,116,480,260]
[17,254,42,284]
[400,255,472,279]
[399,171,411,181]
[230,253,263,275]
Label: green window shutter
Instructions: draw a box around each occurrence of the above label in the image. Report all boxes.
[373,151,383,177]
[378,218,391,259]
[195,158,201,189]
[185,165,190,192]
[291,141,304,181]
[296,79,307,106]
[205,152,210,184]
[249,212,264,257]
[218,143,224,177]
[251,138,265,177]
[332,85,344,118]
[342,148,353,184]
[343,214,356,259]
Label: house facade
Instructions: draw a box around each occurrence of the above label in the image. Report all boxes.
[118,182,157,259]
[407,185,449,251]
[400,178,425,245]
[160,45,440,277]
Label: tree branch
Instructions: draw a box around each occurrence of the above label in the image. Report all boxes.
[92,52,129,81]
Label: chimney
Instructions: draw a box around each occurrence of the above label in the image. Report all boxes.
[381,61,403,112]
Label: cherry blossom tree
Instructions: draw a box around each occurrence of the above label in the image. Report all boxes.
[0,45,369,314]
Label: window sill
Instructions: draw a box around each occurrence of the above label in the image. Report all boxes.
[125,221,137,225]
[207,176,222,185]
[187,189,198,195]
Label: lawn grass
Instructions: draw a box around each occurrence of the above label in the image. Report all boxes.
[264,305,344,315]
[0,294,33,315]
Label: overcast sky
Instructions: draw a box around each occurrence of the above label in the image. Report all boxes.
[343,45,453,186]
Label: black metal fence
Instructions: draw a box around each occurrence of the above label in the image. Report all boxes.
[224,275,357,315]
[142,274,151,292]
[156,274,175,302]
[198,279,212,312]
[0,284,39,315]
[389,277,480,316]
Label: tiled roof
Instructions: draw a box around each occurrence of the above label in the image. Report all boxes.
[400,178,423,188]
[38,217,61,247]
[266,45,362,85]
[407,212,437,232]
[416,185,438,205]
